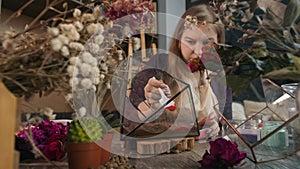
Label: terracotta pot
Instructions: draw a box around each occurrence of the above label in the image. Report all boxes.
[98,133,113,164]
[66,142,102,169]
[65,134,113,169]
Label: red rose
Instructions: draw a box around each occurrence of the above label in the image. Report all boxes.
[187,44,222,73]
[188,57,204,73]
[42,141,65,161]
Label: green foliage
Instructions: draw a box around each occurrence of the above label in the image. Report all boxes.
[67,117,102,143]
[218,45,299,95]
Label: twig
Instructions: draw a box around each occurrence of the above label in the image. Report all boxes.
[1,74,28,92]
[1,0,35,26]
[28,0,65,28]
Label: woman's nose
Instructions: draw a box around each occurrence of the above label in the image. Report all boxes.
[193,46,202,56]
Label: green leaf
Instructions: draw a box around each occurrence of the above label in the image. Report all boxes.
[291,54,300,70]
[245,53,264,71]
[263,67,300,82]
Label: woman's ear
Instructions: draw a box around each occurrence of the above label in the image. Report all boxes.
[178,41,181,50]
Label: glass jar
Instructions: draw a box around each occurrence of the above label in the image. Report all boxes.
[261,121,288,148]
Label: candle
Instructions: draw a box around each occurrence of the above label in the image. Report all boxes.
[261,121,289,147]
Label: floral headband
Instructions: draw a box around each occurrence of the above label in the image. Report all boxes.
[184,15,207,30]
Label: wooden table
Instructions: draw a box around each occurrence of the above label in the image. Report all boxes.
[19,141,300,169]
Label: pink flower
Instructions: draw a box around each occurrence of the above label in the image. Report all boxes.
[199,138,246,169]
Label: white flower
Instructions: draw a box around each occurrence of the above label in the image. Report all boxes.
[73,9,82,18]
[65,93,73,102]
[89,57,98,67]
[67,65,75,76]
[81,78,93,89]
[61,46,70,56]
[133,37,141,51]
[73,21,84,31]
[117,50,123,60]
[59,24,75,32]
[86,43,100,55]
[81,13,95,22]
[67,66,79,77]
[105,21,113,29]
[91,67,100,76]
[67,30,80,41]
[78,107,87,117]
[92,85,97,91]
[100,63,108,72]
[81,52,94,64]
[94,78,100,85]
[69,56,78,65]
[69,77,79,87]
[80,51,93,61]
[96,23,104,34]
[47,27,60,36]
[69,42,84,51]
[58,34,70,45]
[100,74,105,80]
[50,38,63,51]
[80,63,92,77]
[41,107,55,120]
[106,83,111,89]
[94,34,104,45]
[86,23,104,35]
[93,6,102,19]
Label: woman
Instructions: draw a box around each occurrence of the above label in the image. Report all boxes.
[128,4,226,140]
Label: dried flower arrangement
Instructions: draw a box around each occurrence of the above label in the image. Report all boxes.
[1,0,155,164]
[0,0,155,107]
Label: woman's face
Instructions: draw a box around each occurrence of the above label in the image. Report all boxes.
[180,24,218,63]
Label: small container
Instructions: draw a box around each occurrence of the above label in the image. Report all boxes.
[261,121,288,147]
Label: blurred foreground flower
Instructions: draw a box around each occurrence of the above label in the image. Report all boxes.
[199,138,246,169]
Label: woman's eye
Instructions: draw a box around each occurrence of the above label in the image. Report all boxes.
[203,38,215,45]
[185,39,196,45]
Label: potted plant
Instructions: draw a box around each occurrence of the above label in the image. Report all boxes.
[65,117,112,169]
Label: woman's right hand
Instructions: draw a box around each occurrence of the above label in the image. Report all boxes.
[144,77,171,110]
[137,77,172,121]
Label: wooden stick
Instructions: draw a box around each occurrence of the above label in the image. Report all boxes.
[127,38,133,96]
[140,28,149,62]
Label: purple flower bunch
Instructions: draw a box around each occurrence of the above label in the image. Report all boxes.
[105,0,155,21]
[16,120,70,161]
[199,138,246,169]
[104,0,155,35]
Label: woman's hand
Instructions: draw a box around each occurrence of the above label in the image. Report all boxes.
[138,77,171,121]
[144,77,171,109]
[196,113,220,140]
